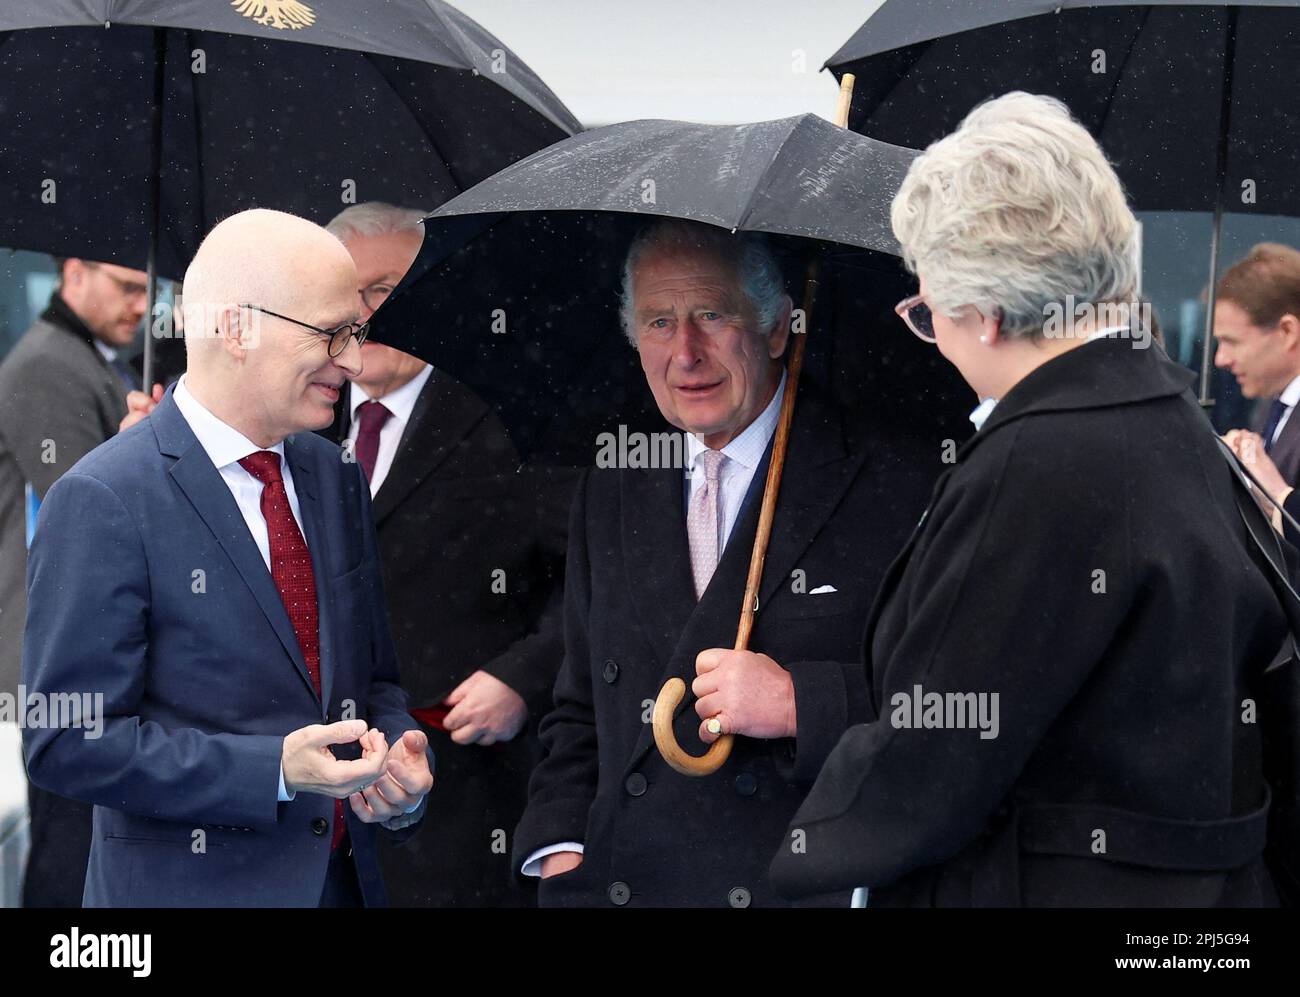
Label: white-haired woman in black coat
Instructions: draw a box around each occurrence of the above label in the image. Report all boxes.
[700,92,1292,906]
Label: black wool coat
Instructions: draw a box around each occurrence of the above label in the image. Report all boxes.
[514,388,934,907]
[325,371,574,906]
[771,336,1290,907]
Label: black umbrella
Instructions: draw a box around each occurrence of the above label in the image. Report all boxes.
[0,0,581,384]
[826,0,1300,405]
[372,93,971,774]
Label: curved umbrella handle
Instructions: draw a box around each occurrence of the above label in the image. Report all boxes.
[652,677,734,776]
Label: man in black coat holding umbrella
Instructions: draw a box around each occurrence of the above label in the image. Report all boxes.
[514,219,930,907]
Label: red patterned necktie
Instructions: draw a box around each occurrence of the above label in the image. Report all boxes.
[238,449,346,850]
[353,400,392,483]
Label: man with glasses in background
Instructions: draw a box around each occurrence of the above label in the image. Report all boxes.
[0,256,147,907]
[320,203,572,906]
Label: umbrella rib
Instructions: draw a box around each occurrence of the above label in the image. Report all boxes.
[185,28,211,249]
[359,50,467,195]
[734,115,807,234]
[1090,8,1150,143]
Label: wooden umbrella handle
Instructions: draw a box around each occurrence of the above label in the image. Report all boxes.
[651,73,854,778]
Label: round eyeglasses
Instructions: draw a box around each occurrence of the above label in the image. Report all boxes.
[895,293,935,343]
[241,304,369,358]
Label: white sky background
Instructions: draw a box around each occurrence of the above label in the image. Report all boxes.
[450,0,888,127]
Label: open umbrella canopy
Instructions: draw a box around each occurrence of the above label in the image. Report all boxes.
[370,114,972,464]
[0,0,582,278]
[827,0,1300,215]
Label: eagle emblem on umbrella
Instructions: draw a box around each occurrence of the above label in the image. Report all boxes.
[231,0,316,30]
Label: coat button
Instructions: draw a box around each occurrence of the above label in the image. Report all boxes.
[608,881,631,906]
[728,887,751,908]
[625,773,647,797]
[734,772,757,797]
[311,817,329,836]
[602,659,619,684]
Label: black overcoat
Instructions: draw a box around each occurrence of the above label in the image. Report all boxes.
[771,336,1290,907]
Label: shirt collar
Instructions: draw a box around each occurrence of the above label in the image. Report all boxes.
[1279,374,1300,408]
[93,340,118,363]
[685,370,786,475]
[173,374,285,470]
[348,363,433,425]
[969,397,998,431]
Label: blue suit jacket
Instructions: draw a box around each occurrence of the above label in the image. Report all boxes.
[21,387,424,907]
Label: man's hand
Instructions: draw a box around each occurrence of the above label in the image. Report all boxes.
[442,670,527,746]
[692,649,796,743]
[540,851,583,879]
[118,382,164,433]
[348,728,434,830]
[281,719,388,798]
[1224,429,1292,498]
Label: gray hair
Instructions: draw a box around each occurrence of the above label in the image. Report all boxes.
[618,219,790,347]
[325,201,427,243]
[890,91,1138,340]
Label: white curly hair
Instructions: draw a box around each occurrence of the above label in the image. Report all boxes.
[890,92,1138,340]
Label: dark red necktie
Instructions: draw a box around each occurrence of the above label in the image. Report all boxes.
[238,450,346,850]
[353,400,392,483]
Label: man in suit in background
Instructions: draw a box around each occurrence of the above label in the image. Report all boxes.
[323,203,571,906]
[1214,243,1300,482]
[514,220,930,907]
[22,209,433,907]
[0,257,146,907]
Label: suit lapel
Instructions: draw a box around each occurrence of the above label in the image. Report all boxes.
[285,436,335,711]
[155,395,319,704]
[370,373,492,524]
[619,464,697,673]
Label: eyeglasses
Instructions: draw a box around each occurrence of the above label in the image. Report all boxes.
[895,293,935,343]
[86,263,148,300]
[241,304,369,358]
[359,283,395,312]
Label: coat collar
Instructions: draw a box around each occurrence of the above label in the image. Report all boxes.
[960,335,1195,461]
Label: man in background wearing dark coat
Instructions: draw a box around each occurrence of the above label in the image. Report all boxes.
[0,257,146,907]
[323,204,572,906]
[513,220,930,907]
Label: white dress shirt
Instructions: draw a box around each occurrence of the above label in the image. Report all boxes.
[172,376,422,813]
[521,374,787,879]
[1269,374,1300,446]
[345,364,434,496]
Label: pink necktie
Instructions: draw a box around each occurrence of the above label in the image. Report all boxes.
[688,449,726,599]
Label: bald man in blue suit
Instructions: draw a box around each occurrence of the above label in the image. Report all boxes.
[22,209,434,907]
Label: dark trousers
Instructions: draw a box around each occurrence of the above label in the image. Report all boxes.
[22,777,92,908]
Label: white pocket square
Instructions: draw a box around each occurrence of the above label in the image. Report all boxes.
[809,584,838,595]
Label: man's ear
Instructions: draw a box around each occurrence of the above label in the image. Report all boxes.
[767,295,794,359]
[215,304,252,359]
[1278,313,1300,352]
